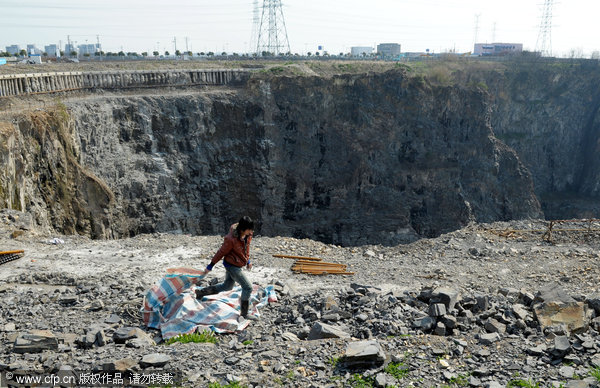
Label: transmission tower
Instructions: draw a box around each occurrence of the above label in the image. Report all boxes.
[250,0,260,54]
[536,0,554,56]
[256,0,291,56]
[473,14,481,46]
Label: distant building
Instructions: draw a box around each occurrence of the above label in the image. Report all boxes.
[78,43,101,56]
[44,44,60,57]
[351,46,373,57]
[26,44,41,55]
[377,43,401,58]
[5,45,20,55]
[474,43,523,56]
[65,43,77,56]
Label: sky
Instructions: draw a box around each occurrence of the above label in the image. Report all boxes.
[0,0,598,57]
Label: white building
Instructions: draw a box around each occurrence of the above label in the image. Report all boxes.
[474,43,523,56]
[27,44,41,55]
[351,46,373,57]
[377,43,401,58]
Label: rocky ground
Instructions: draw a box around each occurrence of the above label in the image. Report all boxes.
[1,209,600,387]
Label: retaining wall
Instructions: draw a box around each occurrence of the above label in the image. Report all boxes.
[0,69,248,97]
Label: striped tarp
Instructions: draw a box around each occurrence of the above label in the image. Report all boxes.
[142,270,277,339]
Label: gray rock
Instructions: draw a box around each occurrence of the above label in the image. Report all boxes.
[434,322,446,336]
[527,344,547,356]
[429,303,447,317]
[356,313,369,322]
[478,333,500,345]
[77,333,97,349]
[485,382,503,388]
[307,322,350,340]
[512,304,530,320]
[559,366,575,378]
[113,326,149,344]
[95,330,107,347]
[14,330,59,353]
[413,316,436,331]
[374,372,391,388]
[565,380,592,388]
[58,295,78,305]
[101,358,137,372]
[484,318,506,334]
[139,353,171,368]
[89,300,104,311]
[431,287,460,312]
[281,332,300,342]
[343,340,386,368]
[552,336,571,358]
[104,314,122,324]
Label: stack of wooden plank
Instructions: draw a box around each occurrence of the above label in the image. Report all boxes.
[0,250,24,266]
[273,254,354,276]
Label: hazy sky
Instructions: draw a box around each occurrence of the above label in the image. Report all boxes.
[1,0,598,57]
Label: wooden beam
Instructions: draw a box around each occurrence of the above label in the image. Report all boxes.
[272,254,322,261]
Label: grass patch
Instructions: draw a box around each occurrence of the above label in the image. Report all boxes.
[507,379,541,388]
[164,330,217,345]
[242,340,253,346]
[348,373,374,388]
[447,372,470,386]
[208,382,246,388]
[590,366,600,381]
[384,362,409,380]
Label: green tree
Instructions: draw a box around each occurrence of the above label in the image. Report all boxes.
[175,50,181,56]
[19,49,27,57]
[118,51,125,56]
[164,51,170,56]
[153,51,159,56]
[142,52,148,57]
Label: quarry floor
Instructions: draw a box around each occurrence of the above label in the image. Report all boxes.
[2,219,599,300]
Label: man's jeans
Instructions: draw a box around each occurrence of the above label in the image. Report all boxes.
[214,265,252,301]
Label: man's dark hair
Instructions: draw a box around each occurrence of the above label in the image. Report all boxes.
[237,216,255,232]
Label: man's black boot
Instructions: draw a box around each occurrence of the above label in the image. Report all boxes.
[195,285,218,300]
[240,299,249,317]
[240,299,257,321]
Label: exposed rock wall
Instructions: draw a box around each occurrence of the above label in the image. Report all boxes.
[454,59,600,219]
[0,106,114,238]
[1,69,543,245]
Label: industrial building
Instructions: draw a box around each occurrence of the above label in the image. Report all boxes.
[44,44,60,57]
[351,46,373,57]
[5,45,20,55]
[377,43,401,58]
[474,43,523,56]
[78,43,101,56]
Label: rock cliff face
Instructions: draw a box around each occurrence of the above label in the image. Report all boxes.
[1,69,542,245]
[454,59,600,219]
